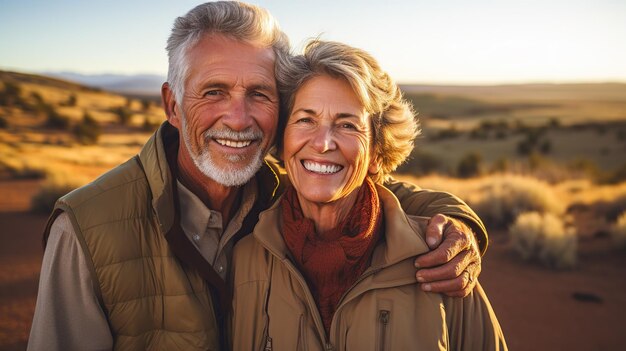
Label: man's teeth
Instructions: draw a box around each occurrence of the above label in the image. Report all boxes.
[303,160,342,174]
[216,139,252,148]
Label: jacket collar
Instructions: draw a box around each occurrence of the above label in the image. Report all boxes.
[253,184,431,268]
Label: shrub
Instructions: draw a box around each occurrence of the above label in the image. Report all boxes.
[471,175,565,229]
[539,140,552,154]
[141,99,152,111]
[73,112,101,144]
[610,212,626,249]
[457,152,483,178]
[433,126,461,140]
[0,81,22,107]
[604,162,626,184]
[142,116,160,132]
[65,94,77,107]
[509,212,577,269]
[113,106,132,125]
[30,173,86,213]
[43,104,70,129]
[490,157,509,173]
[396,150,443,176]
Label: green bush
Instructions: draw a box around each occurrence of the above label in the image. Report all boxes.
[509,211,577,269]
[73,112,101,144]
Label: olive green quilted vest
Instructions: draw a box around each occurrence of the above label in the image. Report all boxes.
[48,125,220,350]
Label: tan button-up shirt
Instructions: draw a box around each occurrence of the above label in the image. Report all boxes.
[27,179,257,350]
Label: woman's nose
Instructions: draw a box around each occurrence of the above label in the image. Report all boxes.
[310,125,336,153]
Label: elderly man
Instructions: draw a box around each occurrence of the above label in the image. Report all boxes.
[28,2,486,350]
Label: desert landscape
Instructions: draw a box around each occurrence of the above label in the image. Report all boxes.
[1,70,626,350]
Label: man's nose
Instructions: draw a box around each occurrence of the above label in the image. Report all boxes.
[222,95,252,131]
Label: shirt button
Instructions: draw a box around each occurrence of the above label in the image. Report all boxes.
[217,265,224,273]
[192,234,200,242]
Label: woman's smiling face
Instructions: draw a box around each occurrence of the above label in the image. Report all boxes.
[283,74,378,205]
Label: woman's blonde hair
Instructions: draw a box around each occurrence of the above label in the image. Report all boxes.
[276,40,420,183]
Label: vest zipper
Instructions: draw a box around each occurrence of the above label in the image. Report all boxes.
[378,310,390,351]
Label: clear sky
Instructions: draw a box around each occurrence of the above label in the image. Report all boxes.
[1,0,625,84]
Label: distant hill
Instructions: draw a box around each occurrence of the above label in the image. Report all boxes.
[43,72,165,96]
[399,83,626,103]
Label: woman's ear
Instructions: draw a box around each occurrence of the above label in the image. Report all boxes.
[368,156,381,175]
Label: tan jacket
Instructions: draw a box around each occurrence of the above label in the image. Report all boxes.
[231,185,506,351]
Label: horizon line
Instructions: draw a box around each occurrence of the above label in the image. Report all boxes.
[2,66,626,87]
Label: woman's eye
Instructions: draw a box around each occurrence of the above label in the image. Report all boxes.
[295,117,312,124]
[252,91,268,99]
[341,123,356,129]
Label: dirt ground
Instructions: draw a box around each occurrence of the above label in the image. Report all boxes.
[1,179,625,351]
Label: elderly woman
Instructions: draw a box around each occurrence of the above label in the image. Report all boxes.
[231,40,506,350]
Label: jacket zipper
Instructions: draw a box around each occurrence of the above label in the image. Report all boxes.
[264,335,273,351]
[378,310,390,351]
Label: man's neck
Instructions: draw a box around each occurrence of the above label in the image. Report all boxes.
[176,149,242,226]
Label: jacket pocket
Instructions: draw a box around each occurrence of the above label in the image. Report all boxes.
[377,310,390,351]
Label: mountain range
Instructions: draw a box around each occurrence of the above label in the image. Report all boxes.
[43,72,165,96]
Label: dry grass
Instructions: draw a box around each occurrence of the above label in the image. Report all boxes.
[395,173,566,228]
[611,212,626,249]
[509,212,577,269]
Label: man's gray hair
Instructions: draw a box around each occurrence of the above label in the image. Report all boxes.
[166,1,290,103]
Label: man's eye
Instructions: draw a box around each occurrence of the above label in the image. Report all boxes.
[204,90,221,97]
[252,91,269,100]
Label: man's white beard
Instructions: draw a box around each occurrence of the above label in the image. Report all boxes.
[181,116,265,187]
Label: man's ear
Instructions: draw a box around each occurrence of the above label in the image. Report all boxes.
[161,82,181,128]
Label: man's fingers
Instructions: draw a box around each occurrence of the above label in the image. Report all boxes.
[419,263,480,297]
[419,273,471,295]
[424,214,448,249]
[416,250,470,283]
[415,229,466,268]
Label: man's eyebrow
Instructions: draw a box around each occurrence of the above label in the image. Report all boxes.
[201,82,230,90]
[248,83,276,92]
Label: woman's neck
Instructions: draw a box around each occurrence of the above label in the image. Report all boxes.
[296,188,360,234]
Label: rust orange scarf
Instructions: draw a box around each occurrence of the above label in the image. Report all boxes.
[281,178,382,336]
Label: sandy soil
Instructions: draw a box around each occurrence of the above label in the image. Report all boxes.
[1,179,625,351]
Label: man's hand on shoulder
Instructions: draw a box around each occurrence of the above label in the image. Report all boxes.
[415,214,481,297]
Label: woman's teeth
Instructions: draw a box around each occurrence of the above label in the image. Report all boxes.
[303,160,342,174]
